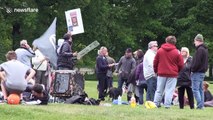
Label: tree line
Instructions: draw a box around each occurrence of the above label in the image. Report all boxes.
[0,0,213,76]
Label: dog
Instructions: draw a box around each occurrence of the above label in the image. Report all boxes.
[107,87,122,101]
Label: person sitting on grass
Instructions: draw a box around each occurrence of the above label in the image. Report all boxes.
[203,81,213,107]
[0,51,35,103]
[28,84,49,105]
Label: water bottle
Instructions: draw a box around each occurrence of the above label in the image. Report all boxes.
[130,95,136,108]
[118,95,122,105]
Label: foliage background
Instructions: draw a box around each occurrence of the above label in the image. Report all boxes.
[0,0,212,74]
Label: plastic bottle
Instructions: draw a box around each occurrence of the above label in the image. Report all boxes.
[118,95,122,105]
[130,95,136,108]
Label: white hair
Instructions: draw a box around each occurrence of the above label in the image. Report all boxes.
[20,40,27,46]
[181,47,190,57]
[148,41,158,49]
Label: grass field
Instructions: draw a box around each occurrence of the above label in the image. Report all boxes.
[0,81,213,120]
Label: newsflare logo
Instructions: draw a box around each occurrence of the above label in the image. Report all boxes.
[4,7,38,13]
[6,7,13,13]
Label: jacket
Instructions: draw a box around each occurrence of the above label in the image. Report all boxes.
[135,62,145,81]
[32,49,48,71]
[191,44,208,73]
[116,56,136,79]
[177,56,192,87]
[154,43,184,77]
[15,47,35,67]
[96,55,109,74]
[143,49,156,80]
[57,41,74,69]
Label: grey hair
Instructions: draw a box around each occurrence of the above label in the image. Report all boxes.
[20,40,28,46]
[148,41,158,49]
[100,46,108,51]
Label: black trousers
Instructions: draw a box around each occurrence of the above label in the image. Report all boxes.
[97,73,108,100]
[178,86,194,109]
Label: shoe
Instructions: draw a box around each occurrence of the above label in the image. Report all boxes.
[196,107,204,110]
[20,99,26,104]
[98,98,105,101]
[165,107,170,109]
[3,99,8,104]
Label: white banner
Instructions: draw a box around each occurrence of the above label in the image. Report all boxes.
[65,8,84,35]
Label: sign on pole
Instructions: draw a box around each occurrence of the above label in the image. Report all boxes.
[65,8,84,35]
[77,41,100,60]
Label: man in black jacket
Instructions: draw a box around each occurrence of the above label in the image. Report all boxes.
[57,33,77,70]
[191,34,208,109]
[96,47,114,101]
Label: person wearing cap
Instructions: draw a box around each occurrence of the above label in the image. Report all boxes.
[153,36,184,109]
[15,40,35,67]
[191,34,208,109]
[143,41,158,102]
[116,48,136,91]
[57,33,77,70]
[177,47,194,109]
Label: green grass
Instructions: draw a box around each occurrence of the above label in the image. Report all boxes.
[0,81,213,120]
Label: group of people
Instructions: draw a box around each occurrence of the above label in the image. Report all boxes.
[96,34,209,109]
[0,40,49,105]
[0,32,210,109]
[0,32,78,105]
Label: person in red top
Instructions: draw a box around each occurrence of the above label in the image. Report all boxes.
[153,35,184,109]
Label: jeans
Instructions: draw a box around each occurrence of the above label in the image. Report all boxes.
[146,77,157,101]
[154,76,177,108]
[118,77,128,90]
[137,82,147,104]
[191,72,205,109]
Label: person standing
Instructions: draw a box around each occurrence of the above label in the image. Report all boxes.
[57,33,77,70]
[153,36,184,108]
[177,47,194,109]
[143,41,158,101]
[116,48,136,90]
[127,49,144,102]
[15,40,35,67]
[32,48,49,89]
[135,50,147,105]
[96,47,114,101]
[191,34,208,109]
[105,51,116,89]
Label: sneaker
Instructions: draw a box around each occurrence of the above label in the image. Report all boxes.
[3,99,8,104]
[20,99,26,104]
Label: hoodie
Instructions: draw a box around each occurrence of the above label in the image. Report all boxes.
[191,44,208,73]
[154,43,184,77]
